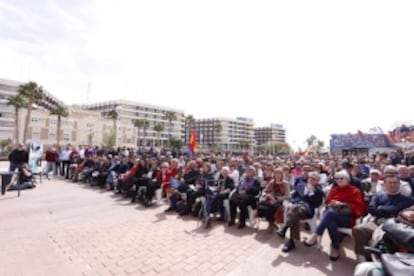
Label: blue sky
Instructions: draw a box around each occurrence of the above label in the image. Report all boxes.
[1,0,414,149]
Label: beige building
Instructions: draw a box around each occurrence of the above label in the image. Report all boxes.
[0,78,63,141]
[194,117,254,151]
[79,100,185,147]
[18,108,136,148]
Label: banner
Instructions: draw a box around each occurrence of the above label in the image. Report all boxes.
[29,141,43,173]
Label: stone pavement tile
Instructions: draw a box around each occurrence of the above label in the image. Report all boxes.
[0,166,357,276]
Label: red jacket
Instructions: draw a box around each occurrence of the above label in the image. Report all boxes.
[45,150,58,162]
[156,169,172,191]
[327,185,366,227]
[121,165,139,182]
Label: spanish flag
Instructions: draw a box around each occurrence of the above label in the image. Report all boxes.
[189,129,197,154]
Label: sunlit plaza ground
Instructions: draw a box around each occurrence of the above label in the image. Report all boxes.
[0,162,356,276]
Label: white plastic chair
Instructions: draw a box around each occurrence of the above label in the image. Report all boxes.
[155,188,162,205]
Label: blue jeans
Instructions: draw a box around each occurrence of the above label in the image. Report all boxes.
[169,183,189,209]
[315,209,351,249]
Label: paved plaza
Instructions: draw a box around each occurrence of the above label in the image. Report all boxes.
[0,163,356,276]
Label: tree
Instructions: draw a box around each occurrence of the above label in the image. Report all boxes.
[153,123,164,147]
[50,104,69,146]
[316,140,325,153]
[142,119,150,147]
[107,109,118,146]
[306,135,317,149]
[18,81,44,143]
[103,129,116,148]
[0,138,13,153]
[7,94,26,144]
[133,119,145,147]
[170,137,184,150]
[107,109,118,129]
[165,111,177,146]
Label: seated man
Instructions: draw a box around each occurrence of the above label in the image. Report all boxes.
[204,166,235,225]
[376,166,412,197]
[275,171,324,252]
[7,163,35,191]
[361,169,383,200]
[179,162,214,216]
[353,174,414,262]
[228,166,260,229]
[165,161,200,212]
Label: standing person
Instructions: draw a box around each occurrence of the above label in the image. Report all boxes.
[43,147,58,178]
[55,146,61,176]
[59,145,71,178]
[8,143,28,172]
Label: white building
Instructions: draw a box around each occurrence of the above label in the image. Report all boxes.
[194,117,254,151]
[254,124,286,145]
[78,100,185,147]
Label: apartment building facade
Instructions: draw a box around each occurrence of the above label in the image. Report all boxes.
[79,100,185,147]
[0,78,64,141]
[254,124,286,145]
[193,117,254,151]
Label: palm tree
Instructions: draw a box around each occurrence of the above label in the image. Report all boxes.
[306,134,317,149]
[107,109,118,129]
[185,114,195,145]
[133,119,145,147]
[316,140,325,153]
[165,111,177,146]
[153,123,164,147]
[50,104,69,146]
[17,81,44,143]
[7,94,26,144]
[107,109,118,146]
[142,119,150,147]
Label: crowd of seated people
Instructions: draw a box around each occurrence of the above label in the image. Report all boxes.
[24,144,414,274]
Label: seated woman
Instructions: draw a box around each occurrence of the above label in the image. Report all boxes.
[304,170,366,261]
[115,159,140,194]
[228,166,261,229]
[144,162,171,202]
[7,163,35,191]
[275,171,324,252]
[256,167,290,233]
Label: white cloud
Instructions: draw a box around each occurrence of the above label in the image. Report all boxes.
[1,0,414,149]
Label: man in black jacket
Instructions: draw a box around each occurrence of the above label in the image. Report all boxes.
[8,143,28,172]
[276,172,324,252]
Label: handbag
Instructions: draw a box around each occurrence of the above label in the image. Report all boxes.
[329,204,352,216]
[380,253,414,276]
